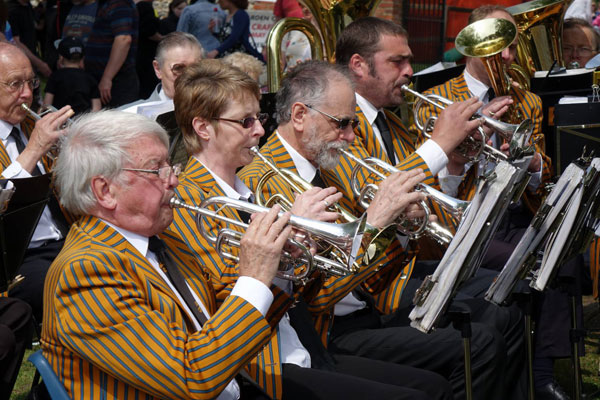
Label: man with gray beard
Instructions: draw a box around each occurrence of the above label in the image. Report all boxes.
[238,60,510,400]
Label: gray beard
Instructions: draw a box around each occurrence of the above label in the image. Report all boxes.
[301,125,349,170]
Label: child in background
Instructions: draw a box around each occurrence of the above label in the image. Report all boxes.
[44,36,101,115]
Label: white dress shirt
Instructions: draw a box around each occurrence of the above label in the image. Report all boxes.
[277,133,368,317]
[201,158,312,369]
[356,92,448,175]
[104,219,274,400]
[437,69,543,196]
[0,119,63,247]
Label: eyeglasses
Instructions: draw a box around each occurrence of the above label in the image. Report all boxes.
[0,77,40,93]
[122,163,182,181]
[304,104,359,130]
[213,113,269,129]
[562,46,595,57]
[170,63,188,77]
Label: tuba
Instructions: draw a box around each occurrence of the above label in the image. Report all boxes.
[250,146,396,267]
[507,0,573,76]
[341,149,461,246]
[266,0,382,92]
[170,196,383,284]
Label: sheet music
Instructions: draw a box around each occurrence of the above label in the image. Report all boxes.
[122,100,174,120]
[410,159,530,332]
[485,163,585,304]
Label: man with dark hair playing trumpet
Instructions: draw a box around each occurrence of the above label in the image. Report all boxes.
[166,58,454,400]
[238,59,523,400]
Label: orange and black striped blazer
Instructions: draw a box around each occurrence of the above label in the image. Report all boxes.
[415,72,553,213]
[238,132,412,341]
[322,105,456,314]
[41,216,275,400]
[166,156,318,400]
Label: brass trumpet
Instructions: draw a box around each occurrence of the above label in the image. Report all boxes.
[250,146,394,268]
[404,84,534,163]
[170,196,371,284]
[341,149,463,246]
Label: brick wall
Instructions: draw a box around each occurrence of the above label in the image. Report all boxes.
[374,0,402,23]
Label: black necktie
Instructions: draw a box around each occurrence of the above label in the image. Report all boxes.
[10,127,70,236]
[287,297,336,370]
[236,195,253,224]
[374,112,395,163]
[148,236,208,327]
[311,168,326,189]
[9,127,40,176]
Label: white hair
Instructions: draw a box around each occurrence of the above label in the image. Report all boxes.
[55,110,169,216]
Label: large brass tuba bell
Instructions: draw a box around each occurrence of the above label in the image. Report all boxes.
[266,0,382,91]
[507,0,573,76]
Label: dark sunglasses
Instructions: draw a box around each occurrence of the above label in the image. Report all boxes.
[213,113,269,129]
[305,104,359,130]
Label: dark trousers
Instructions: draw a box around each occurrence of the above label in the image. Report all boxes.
[282,354,452,400]
[10,239,64,323]
[0,297,33,399]
[108,68,140,108]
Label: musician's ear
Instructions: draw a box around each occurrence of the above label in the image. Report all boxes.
[290,102,307,131]
[152,60,162,80]
[192,116,211,141]
[348,53,367,79]
[91,175,117,211]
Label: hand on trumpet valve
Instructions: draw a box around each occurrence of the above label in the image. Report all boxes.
[366,168,426,229]
[430,97,482,155]
[239,205,293,286]
[291,186,342,223]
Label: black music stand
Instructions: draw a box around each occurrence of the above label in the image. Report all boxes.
[530,68,594,171]
[413,64,466,93]
[0,174,51,293]
[554,103,600,174]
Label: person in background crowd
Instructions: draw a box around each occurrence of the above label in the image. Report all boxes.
[222,51,263,82]
[136,0,162,99]
[85,0,139,107]
[44,36,100,115]
[176,0,225,53]
[8,0,51,77]
[207,0,263,62]
[563,18,600,67]
[61,0,97,43]
[159,0,186,35]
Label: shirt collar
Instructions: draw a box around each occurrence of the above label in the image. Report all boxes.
[197,159,253,200]
[0,119,16,141]
[157,84,169,101]
[355,92,381,126]
[463,68,490,101]
[102,219,150,258]
[277,131,317,182]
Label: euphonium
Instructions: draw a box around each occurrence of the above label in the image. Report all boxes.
[507,0,573,76]
[170,196,370,284]
[340,149,460,246]
[404,84,533,162]
[249,146,394,268]
[455,17,529,125]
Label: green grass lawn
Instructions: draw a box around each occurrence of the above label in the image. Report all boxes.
[10,299,600,399]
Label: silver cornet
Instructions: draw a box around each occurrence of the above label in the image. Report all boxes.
[21,103,74,160]
[341,149,466,246]
[402,85,534,163]
[170,196,369,284]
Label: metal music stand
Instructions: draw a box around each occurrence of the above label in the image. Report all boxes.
[0,174,51,293]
